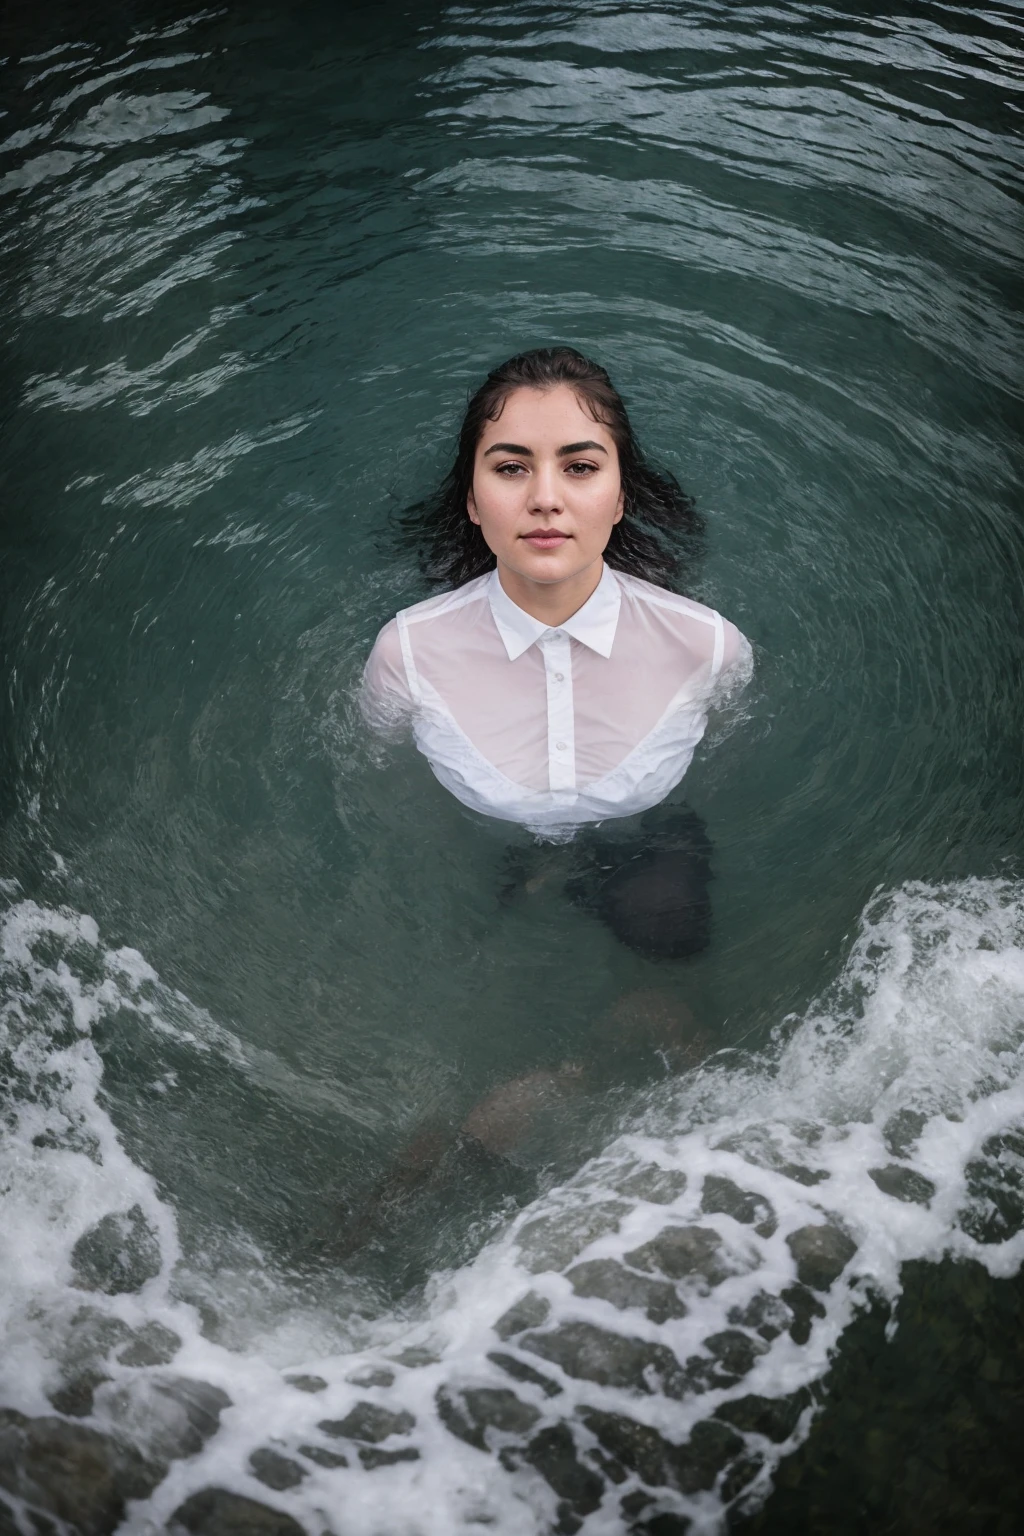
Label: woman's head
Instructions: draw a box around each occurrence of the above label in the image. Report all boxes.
[403,347,704,590]
[467,379,625,592]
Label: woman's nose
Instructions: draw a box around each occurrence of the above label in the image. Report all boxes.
[529,463,563,513]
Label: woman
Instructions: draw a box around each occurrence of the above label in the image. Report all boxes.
[363,346,750,945]
[357,347,750,1183]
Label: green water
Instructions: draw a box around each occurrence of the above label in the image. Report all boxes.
[1,0,1023,1529]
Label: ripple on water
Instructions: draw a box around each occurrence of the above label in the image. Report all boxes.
[0,0,1022,1531]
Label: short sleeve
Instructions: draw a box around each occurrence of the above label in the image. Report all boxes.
[717,618,754,693]
[361,618,414,735]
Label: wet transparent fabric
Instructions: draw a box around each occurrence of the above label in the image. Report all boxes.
[362,565,751,832]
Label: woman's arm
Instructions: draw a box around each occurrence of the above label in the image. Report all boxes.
[360,618,414,736]
[717,616,754,691]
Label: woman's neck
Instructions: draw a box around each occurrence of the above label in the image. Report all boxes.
[496,557,605,628]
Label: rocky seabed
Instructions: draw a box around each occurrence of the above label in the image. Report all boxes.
[2,878,1024,1535]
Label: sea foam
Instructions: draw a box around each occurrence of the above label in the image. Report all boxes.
[1,877,1023,1533]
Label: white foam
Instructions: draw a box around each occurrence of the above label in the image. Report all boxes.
[1,878,1022,1533]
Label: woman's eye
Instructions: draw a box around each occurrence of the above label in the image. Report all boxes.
[495,461,527,476]
[565,461,598,476]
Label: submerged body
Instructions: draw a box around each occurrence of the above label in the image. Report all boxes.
[362,563,750,834]
[359,353,751,1164]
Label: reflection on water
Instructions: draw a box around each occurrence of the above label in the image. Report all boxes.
[0,0,1022,1531]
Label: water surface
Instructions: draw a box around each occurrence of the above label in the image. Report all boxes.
[1,1,1023,1531]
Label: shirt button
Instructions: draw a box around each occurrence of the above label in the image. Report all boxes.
[556,741,567,751]
[554,672,564,682]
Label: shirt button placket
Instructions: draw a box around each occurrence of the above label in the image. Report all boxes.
[545,631,575,793]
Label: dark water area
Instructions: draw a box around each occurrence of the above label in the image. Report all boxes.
[1,1,1023,1532]
[748,1258,1024,1536]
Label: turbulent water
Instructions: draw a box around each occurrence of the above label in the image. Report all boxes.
[1,1,1023,1533]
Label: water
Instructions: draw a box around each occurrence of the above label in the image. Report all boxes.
[1,1,1022,1530]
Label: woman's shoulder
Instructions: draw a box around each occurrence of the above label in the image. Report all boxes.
[615,570,721,626]
[393,572,492,629]
[615,571,750,674]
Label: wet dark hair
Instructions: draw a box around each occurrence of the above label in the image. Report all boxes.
[402,347,704,590]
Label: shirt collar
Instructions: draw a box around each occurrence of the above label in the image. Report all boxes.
[486,564,622,661]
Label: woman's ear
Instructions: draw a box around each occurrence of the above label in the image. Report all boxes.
[613,483,625,525]
[467,486,481,526]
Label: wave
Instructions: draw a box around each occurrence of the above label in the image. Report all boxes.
[2,876,1023,1532]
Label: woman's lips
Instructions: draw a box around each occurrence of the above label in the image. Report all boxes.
[522,530,570,547]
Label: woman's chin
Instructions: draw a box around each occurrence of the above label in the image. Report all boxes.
[504,549,589,585]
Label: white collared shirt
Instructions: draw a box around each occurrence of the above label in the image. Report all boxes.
[362,565,751,833]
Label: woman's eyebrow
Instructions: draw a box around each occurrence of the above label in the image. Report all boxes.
[482,440,609,457]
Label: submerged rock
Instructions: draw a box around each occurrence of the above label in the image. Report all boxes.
[579,1408,674,1487]
[97,1374,230,1464]
[171,1488,307,1535]
[960,1131,1024,1242]
[494,1291,552,1340]
[520,1322,689,1398]
[639,1514,693,1535]
[619,1487,655,1520]
[624,1225,748,1288]
[516,1201,630,1274]
[318,1402,414,1444]
[437,1385,540,1451]
[0,1408,160,1535]
[781,1283,827,1345]
[298,1443,348,1468]
[714,1388,813,1443]
[388,1346,438,1369]
[566,1259,687,1324]
[70,1207,162,1296]
[0,1502,24,1536]
[786,1224,857,1291]
[701,1177,777,1237]
[882,1107,929,1159]
[679,1329,768,1391]
[62,1308,134,1368]
[868,1164,936,1205]
[614,1165,688,1206]
[712,1131,828,1187]
[581,1409,743,1494]
[487,1351,563,1397]
[343,1365,394,1389]
[116,1322,181,1368]
[520,1423,604,1522]
[50,1313,180,1418]
[720,1451,765,1503]
[284,1373,328,1393]
[727,1290,792,1343]
[359,1445,420,1469]
[249,1447,306,1491]
[49,1371,108,1418]
[665,1418,747,1492]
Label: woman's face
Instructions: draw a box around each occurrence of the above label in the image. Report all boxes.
[468,383,624,587]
